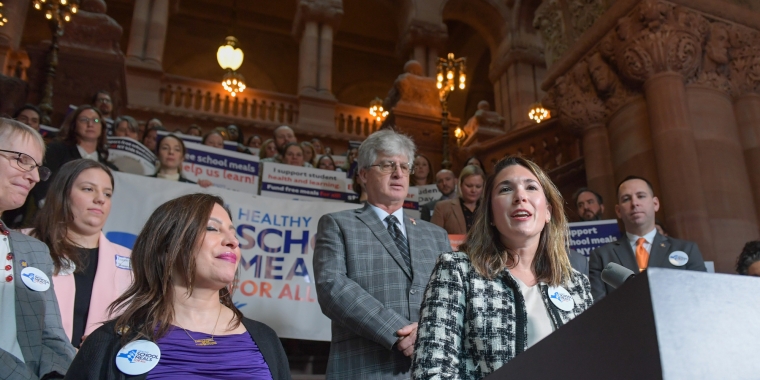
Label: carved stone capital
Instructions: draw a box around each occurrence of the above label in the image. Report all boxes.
[534,0,570,67]
[544,61,607,133]
[728,25,760,96]
[604,0,709,83]
[489,34,545,82]
[688,21,732,94]
[397,21,448,57]
[585,51,636,114]
[292,0,343,39]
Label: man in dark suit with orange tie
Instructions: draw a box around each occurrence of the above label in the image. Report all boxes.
[589,176,706,301]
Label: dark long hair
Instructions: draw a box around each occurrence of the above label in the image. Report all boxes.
[108,193,243,343]
[30,159,115,274]
[458,156,572,285]
[61,105,109,161]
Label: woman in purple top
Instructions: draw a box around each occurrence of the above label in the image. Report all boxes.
[64,193,290,379]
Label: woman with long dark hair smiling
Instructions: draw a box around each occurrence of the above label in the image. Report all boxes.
[413,156,593,380]
[65,193,290,379]
[28,159,131,348]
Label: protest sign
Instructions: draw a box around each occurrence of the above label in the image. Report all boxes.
[181,141,260,193]
[104,172,359,341]
[404,186,420,220]
[415,184,442,205]
[107,137,157,175]
[259,162,355,202]
[157,130,240,151]
[568,219,622,257]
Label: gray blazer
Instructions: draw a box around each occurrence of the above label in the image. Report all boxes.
[1,230,75,379]
[314,203,451,380]
[568,249,589,276]
[589,232,706,301]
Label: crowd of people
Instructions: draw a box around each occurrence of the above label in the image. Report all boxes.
[2,94,759,380]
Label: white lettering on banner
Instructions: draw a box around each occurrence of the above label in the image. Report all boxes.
[180,141,260,193]
[104,172,358,341]
[415,184,442,205]
[107,137,157,175]
[260,162,354,202]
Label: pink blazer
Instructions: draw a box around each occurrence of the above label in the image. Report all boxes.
[22,230,133,341]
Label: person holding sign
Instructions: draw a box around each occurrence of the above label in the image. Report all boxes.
[431,165,486,235]
[314,129,451,380]
[413,156,592,380]
[588,176,706,301]
[283,142,306,167]
[66,194,290,379]
[27,160,132,349]
[0,118,75,379]
[410,155,434,186]
[151,134,213,188]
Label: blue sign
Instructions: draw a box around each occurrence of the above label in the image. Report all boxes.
[568,219,622,257]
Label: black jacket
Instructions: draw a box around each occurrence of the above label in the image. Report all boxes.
[32,141,118,202]
[64,318,291,380]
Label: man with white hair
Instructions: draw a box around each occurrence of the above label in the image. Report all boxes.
[314,129,451,379]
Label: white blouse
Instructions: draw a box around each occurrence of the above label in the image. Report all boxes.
[514,277,555,348]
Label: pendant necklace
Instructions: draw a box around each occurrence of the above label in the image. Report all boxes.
[177,303,222,346]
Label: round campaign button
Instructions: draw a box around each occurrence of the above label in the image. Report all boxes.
[20,267,50,291]
[668,251,689,267]
[115,340,161,375]
[547,286,575,311]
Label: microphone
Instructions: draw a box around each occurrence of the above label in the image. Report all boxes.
[601,262,636,289]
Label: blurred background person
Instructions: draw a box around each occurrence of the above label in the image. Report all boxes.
[14,104,42,132]
[324,146,333,156]
[145,118,163,130]
[152,134,212,187]
[411,154,434,186]
[247,135,262,149]
[141,125,164,153]
[186,124,203,137]
[28,160,131,348]
[420,169,457,222]
[0,118,75,378]
[283,142,305,167]
[202,130,225,149]
[93,91,114,121]
[573,188,605,222]
[316,154,336,171]
[464,156,485,173]
[311,138,325,155]
[413,156,593,380]
[226,124,251,154]
[655,220,669,237]
[431,165,485,235]
[34,105,117,204]
[260,138,277,159]
[736,240,760,277]
[66,194,290,379]
[112,116,139,140]
[301,141,317,167]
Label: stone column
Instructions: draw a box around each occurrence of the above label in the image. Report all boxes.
[0,0,30,73]
[317,23,333,94]
[126,0,150,60]
[606,1,715,258]
[297,21,319,95]
[582,123,617,219]
[735,94,760,223]
[399,21,447,78]
[143,0,169,66]
[125,0,168,69]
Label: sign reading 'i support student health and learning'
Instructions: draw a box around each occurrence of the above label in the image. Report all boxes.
[568,219,622,257]
[260,162,356,202]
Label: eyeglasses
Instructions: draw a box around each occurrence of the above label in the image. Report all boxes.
[368,161,414,175]
[0,149,51,181]
[77,117,101,125]
[96,97,112,104]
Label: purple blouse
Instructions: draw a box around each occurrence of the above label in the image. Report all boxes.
[146,326,273,379]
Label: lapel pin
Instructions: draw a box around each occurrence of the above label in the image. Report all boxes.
[660,243,665,247]
[410,218,416,225]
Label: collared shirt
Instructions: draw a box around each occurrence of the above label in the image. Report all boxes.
[76,145,99,162]
[440,189,457,201]
[626,228,657,258]
[0,226,25,362]
[368,203,407,238]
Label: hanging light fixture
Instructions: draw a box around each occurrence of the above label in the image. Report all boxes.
[369,97,388,123]
[0,2,7,27]
[436,52,467,169]
[527,65,550,123]
[217,0,245,97]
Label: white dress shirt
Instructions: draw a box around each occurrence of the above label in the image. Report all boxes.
[368,203,407,238]
[626,228,657,258]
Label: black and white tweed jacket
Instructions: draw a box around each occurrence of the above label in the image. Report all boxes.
[412,251,593,380]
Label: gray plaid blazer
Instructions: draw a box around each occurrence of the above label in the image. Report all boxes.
[314,203,451,380]
[0,230,75,379]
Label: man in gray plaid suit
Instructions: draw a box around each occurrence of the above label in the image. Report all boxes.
[314,129,451,379]
[0,119,75,379]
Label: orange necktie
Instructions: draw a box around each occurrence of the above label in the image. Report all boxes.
[636,237,649,272]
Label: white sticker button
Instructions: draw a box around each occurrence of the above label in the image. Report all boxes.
[669,251,689,267]
[547,286,575,311]
[20,267,51,291]
[115,340,161,375]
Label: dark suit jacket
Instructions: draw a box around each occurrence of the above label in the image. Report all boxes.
[32,142,118,202]
[0,229,76,380]
[568,249,589,276]
[431,198,468,235]
[314,203,451,380]
[64,318,291,380]
[589,232,706,301]
[419,194,455,222]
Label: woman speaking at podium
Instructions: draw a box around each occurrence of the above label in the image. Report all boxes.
[65,194,290,379]
[412,156,593,380]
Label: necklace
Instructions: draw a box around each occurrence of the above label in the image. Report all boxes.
[176,303,222,346]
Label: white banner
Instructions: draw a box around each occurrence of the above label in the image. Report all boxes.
[259,162,355,202]
[107,137,157,175]
[181,141,260,193]
[103,172,359,341]
[158,130,240,151]
[404,187,420,220]
[332,155,347,168]
[415,184,442,206]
